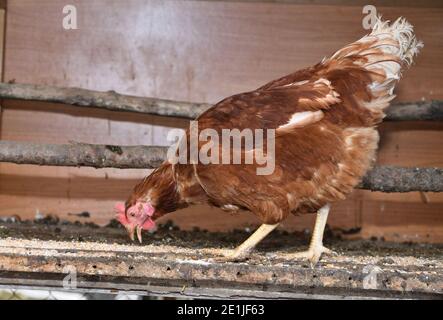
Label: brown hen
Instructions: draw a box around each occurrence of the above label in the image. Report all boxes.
[117,17,422,265]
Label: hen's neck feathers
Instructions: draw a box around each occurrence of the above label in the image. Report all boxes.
[129,163,183,218]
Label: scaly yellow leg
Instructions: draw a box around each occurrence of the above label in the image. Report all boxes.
[217,223,279,261]
[287,204,337,266]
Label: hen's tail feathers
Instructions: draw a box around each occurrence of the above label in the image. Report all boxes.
[366,16,423,93]
[371,16,423,67]
[329,16,423,115]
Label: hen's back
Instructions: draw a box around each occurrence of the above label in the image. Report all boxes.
[188,17,422,222]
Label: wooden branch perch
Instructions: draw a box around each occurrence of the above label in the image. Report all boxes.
[1,141,442,192]
[0,82,442,121]
[385,100,443,121]
[0,141,167,169]
[358,166,443,193]
[0,82,210,119]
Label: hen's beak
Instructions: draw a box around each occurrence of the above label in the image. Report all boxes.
[136,226,143,244]
[125,225,135,241]
[124,225,143,243]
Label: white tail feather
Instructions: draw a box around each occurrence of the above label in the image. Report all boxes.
[371,16,423,66]
[362,16,423,96]
[327,16,422,117]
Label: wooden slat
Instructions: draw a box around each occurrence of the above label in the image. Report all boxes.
[1,230,442,299]
[4,1,443,103]
[359,199,443,243]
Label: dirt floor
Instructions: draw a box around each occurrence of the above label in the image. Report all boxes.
[0,216,442,299]
[0,215,442,259]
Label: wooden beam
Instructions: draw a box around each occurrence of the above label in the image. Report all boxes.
[0,83,209,119]
[0,83,441,121]
[0,223,441,299]
[385,100,443,121]
[358,166,443,192]
[0,141,167,169]
[0,140,442,192]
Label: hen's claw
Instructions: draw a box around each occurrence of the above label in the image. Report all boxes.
[283,204,333,267]
[286,245,337,266]
[211,249,249,263]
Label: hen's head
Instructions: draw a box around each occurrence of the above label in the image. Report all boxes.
[115,201,156,243]
[115,163,179,243]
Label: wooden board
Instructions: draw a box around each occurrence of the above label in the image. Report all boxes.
[4,1,443,103]
[1,0,442,242]
[1,224,442,299]
[0,222,443,300]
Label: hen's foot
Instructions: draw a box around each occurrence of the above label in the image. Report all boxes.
[212,248,250,263]
[209,223,279,263]
[286,245,337,266]
[284,203,334,267]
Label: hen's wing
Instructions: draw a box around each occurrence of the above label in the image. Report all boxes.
[195,73,341,133]
[191,74,375,223]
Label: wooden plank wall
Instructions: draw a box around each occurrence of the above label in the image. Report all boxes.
[0,0,442,242]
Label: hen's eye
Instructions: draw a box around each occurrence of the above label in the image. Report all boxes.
[130,212,135,217]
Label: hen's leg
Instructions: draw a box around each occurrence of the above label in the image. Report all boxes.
[287,204,336,266]
[216,223,279,262]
